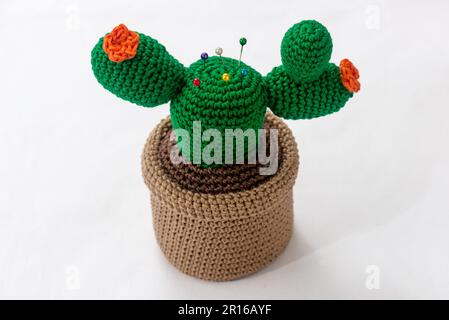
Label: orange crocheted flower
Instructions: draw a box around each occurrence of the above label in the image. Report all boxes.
[340,59,360,93]
[103,24,139,63]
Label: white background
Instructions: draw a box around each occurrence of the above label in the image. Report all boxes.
[1,0,448,299]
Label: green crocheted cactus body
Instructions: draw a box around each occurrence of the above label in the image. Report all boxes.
[170,56,267,165]
[91,33,185,107]
[265,63,352,119]
[281,20,332,83]
[91,21,360,167]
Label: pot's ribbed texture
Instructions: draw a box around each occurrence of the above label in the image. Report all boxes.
[141,113,299,281]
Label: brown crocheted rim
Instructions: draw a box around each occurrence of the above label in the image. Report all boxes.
[157,118,283,194]
[141,112,299,220]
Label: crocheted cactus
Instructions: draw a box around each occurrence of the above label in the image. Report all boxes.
[91,21,360,165]
[266,20,359,119]
[281,20,333,83]
[170,56,266,163]
[91,24,185,107]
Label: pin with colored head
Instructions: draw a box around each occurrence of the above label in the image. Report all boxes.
[215,47,225,70]
[193,78,201,87]
[201,52,208,68]
[240,68,248,85]
[222,73,230,82]
[238,37,247,67]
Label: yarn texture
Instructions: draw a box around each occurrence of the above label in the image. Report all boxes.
[102,24,139,63]
[142,113,299,281]
[170,56,266,165]
[340,58,361,93]
[91,22,360,166]
[157,118,281,194]
[265,63,353,119]
[281,20,333,83]
[91,30,185,107]
[90,21,361,281]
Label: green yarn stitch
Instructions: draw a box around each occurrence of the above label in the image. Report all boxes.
[265,63,353,120]
[170,56,266,164]
[91,20,359,166]
[91,33,185,107]
[281,20,333,83]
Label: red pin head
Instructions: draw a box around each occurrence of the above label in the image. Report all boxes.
[193,78,201,87]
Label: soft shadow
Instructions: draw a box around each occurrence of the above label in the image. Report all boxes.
[252,230,313,277]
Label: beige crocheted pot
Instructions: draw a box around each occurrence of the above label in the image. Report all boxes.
[141,113,299,281]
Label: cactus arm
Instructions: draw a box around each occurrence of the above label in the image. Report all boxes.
[91,24,185,108]
[264,62,356,120]
[265,20,360,120]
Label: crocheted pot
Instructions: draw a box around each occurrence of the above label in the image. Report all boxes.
[141,113,299,281]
